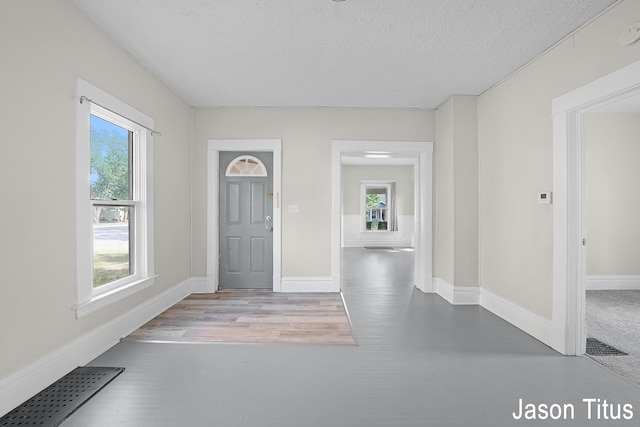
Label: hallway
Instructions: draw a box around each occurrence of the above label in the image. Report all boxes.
[63,249,640,426]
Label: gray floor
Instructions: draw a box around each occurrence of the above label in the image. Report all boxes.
[586,290,640,385]
[64,248,640,426]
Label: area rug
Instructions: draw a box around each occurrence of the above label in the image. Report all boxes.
[125,292,357,345]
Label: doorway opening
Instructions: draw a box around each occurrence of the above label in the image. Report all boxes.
[331,140,433,293]
[552,59,640,357]
[207,140,282,292]
[582,102,640,384]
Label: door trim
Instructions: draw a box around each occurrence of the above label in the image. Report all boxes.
[552,59,640,355]
[207,139,282,292]
[331,140,433,292]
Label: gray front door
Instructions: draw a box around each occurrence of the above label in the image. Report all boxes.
[219,151,273,290]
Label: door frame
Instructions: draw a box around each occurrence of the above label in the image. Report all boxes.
[331,140,433,292]
[552,59,640,355]
[207,139,282,292]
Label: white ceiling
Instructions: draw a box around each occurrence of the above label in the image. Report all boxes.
[67,0,617,109]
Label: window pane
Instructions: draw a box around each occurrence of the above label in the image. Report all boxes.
[365,191,387,229]
[90,115,132,200]
[93,206,132,287]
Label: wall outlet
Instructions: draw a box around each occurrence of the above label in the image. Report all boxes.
[288,204,301,213]
[538,192,552,205]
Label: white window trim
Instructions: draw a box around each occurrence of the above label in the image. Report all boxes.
[75,78,156,318]
[360,180,392,232]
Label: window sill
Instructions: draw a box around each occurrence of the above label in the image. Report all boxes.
[75,275,158,319]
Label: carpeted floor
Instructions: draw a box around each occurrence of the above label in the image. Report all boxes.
[585,290,640,385]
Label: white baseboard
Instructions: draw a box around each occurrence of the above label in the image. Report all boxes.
[428,279,565,354]
[343,240,414,248]
[341,215,415,248]
[586,275,640,290]
[0,277,206,417]
[433,277,480,305]
[187,276,209,293]
[480,288,565,353]
[280,276,335,292]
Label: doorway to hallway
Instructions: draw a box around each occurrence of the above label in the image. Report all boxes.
[331,140,433,294]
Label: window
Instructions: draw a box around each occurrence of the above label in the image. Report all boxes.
[75,78,155,317]
[225,155,268,176]
[366,188,387,229]
[90,112,135,289]
[360,180,397,232]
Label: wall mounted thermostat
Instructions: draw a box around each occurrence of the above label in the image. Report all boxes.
[538,192,552,205]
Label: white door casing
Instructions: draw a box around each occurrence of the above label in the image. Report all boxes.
[331,140,433,293]
[552,59,640,355]
[207,140,282,292]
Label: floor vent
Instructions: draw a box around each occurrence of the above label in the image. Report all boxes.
[0,366,124,426]
[586,338,628,356]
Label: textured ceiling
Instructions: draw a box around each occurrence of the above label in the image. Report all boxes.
[67,0,617,108]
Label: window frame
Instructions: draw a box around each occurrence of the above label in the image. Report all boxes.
[75,78,156,318]
[360,180,392,232]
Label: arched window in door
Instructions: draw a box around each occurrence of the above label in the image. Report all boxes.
[225,155,268,177]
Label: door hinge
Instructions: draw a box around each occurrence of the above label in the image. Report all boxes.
[582,238,586,246]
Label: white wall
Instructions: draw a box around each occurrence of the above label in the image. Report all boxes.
[435,96,479,287]
[342,216,415,247]
[191,108,435,278]
[5,0,640,403]
[585,112,640,276]
[435,99,455,283]
[0,0,192,381]
[478,0,640,319]
[341,165,414,247]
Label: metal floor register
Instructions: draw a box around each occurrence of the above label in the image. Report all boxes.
[0,366,124,426]
[586,337,628,356]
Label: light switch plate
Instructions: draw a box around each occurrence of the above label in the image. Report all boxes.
[288,204,300,213]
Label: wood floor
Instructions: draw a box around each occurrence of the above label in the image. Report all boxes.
[64,248,640,426]
[125,292,356,345]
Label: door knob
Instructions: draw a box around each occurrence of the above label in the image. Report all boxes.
[266,225,273,231]
[266,216,272,221]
